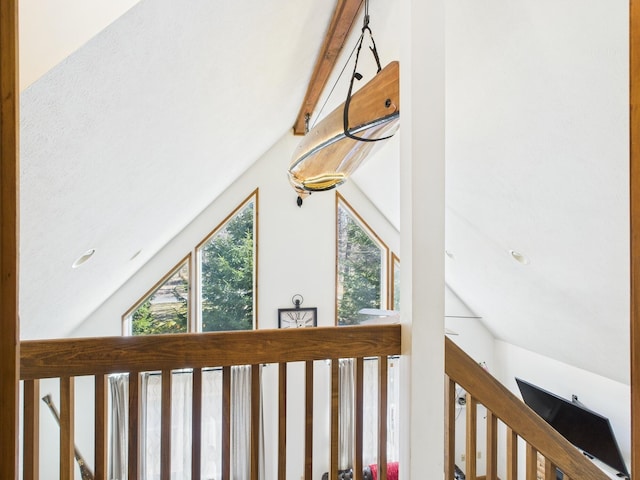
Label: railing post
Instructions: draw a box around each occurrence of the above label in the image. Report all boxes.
[251,364,260,480]
[278,363,287,480]
[506,427,518,480]
[353,357,364,480]
[526,444,538,480]
[60,377,75,480]
[354,357,364,480]
[305,361,314,480]
[191,368,203,480]
[160,369,172,480]
[378,356,388,480]
[222,366,231,480]
[444,377,456,480]
[486,411,498,480]
[95,374,108,480]
[545,456,557,480]
[23,379,40,480]
[330,359,339,480]
[465,394,477,479]
[128,372,141,479]
[0,2,20,479]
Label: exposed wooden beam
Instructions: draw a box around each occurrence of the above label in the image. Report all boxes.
[292,0,363,135]
[0,0,19,479]
[630,1,640,477]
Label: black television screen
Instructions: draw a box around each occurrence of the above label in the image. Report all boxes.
[515,377,629,478]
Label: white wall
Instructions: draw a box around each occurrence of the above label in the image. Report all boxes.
[70,129,401,479]
[493,340,631,479]
[74,132,399,338]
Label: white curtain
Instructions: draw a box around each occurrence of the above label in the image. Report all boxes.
[108,367,264,480]
[362,357,400,466]
[109,374,128,480]
[339,359,355,470]
[201,368,223,480]
[386,357,400,462]
[140,371,193,479]
[230,365,265,480]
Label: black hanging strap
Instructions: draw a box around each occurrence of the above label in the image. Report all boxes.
[342,6,393,143]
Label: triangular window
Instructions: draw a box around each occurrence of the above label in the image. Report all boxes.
[124,190,258,334]
[336,193,389,325]
[197,194,256,331]
[126,259,190,335]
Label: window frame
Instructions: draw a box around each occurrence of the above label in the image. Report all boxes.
[123,188,259,335]
[195,189,259,332]
[390,252,400,312]
[335,192,389,325]
[122,254,192,335]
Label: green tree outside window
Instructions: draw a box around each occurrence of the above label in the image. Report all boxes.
[199,200,255,331]
[131,262,189,335]
[337,202,385,325]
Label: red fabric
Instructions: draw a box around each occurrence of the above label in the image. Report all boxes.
[369,462,399,480]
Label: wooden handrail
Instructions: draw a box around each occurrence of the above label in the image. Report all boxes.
[20,325,401,480]
[20,324,400,380]
[445,337,610,480]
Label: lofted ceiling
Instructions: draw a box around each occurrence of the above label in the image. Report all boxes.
[19,0,630,385]
[19,0,141,91]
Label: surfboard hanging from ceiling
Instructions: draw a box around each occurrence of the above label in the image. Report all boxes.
[288,1,400,206]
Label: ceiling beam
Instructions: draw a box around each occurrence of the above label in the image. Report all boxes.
[292,0,363,136]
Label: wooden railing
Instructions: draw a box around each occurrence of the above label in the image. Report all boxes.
[20,324,401,480]
[444,337,611,480]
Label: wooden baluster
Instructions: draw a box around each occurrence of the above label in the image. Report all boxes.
[545,456,557,480]
[525,444,538,480]
[330,359,340,480]
[506,427,518,480]
[160,369,172,480]
[466,394,478,480]
[486,411,498,480]
[128,372,140,480]
[305,361,314,480]
[354,358,364,480]
[23,379,40,480]
[60,377,75,480]
[95,374,108,480]
[251,364,260,480]
[444,377,456,480]
[192,368,202,480]
[378,356,388,480]
[222,366,231,480]
[278,363,287,480]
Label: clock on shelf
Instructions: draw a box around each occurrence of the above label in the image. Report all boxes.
[278,294,317,328]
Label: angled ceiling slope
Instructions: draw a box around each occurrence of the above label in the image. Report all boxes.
[19,0,141,90]
[19,0,334,340]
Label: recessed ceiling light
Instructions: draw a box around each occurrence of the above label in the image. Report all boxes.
[509,249,530,265]
[72,249,95,269]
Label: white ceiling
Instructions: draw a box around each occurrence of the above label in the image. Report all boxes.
[19,0,333,339]
[355,0,629,384]
[19,0,141,90]
[19,0,630,384]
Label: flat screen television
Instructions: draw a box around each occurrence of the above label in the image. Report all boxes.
[515,377,629,478]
